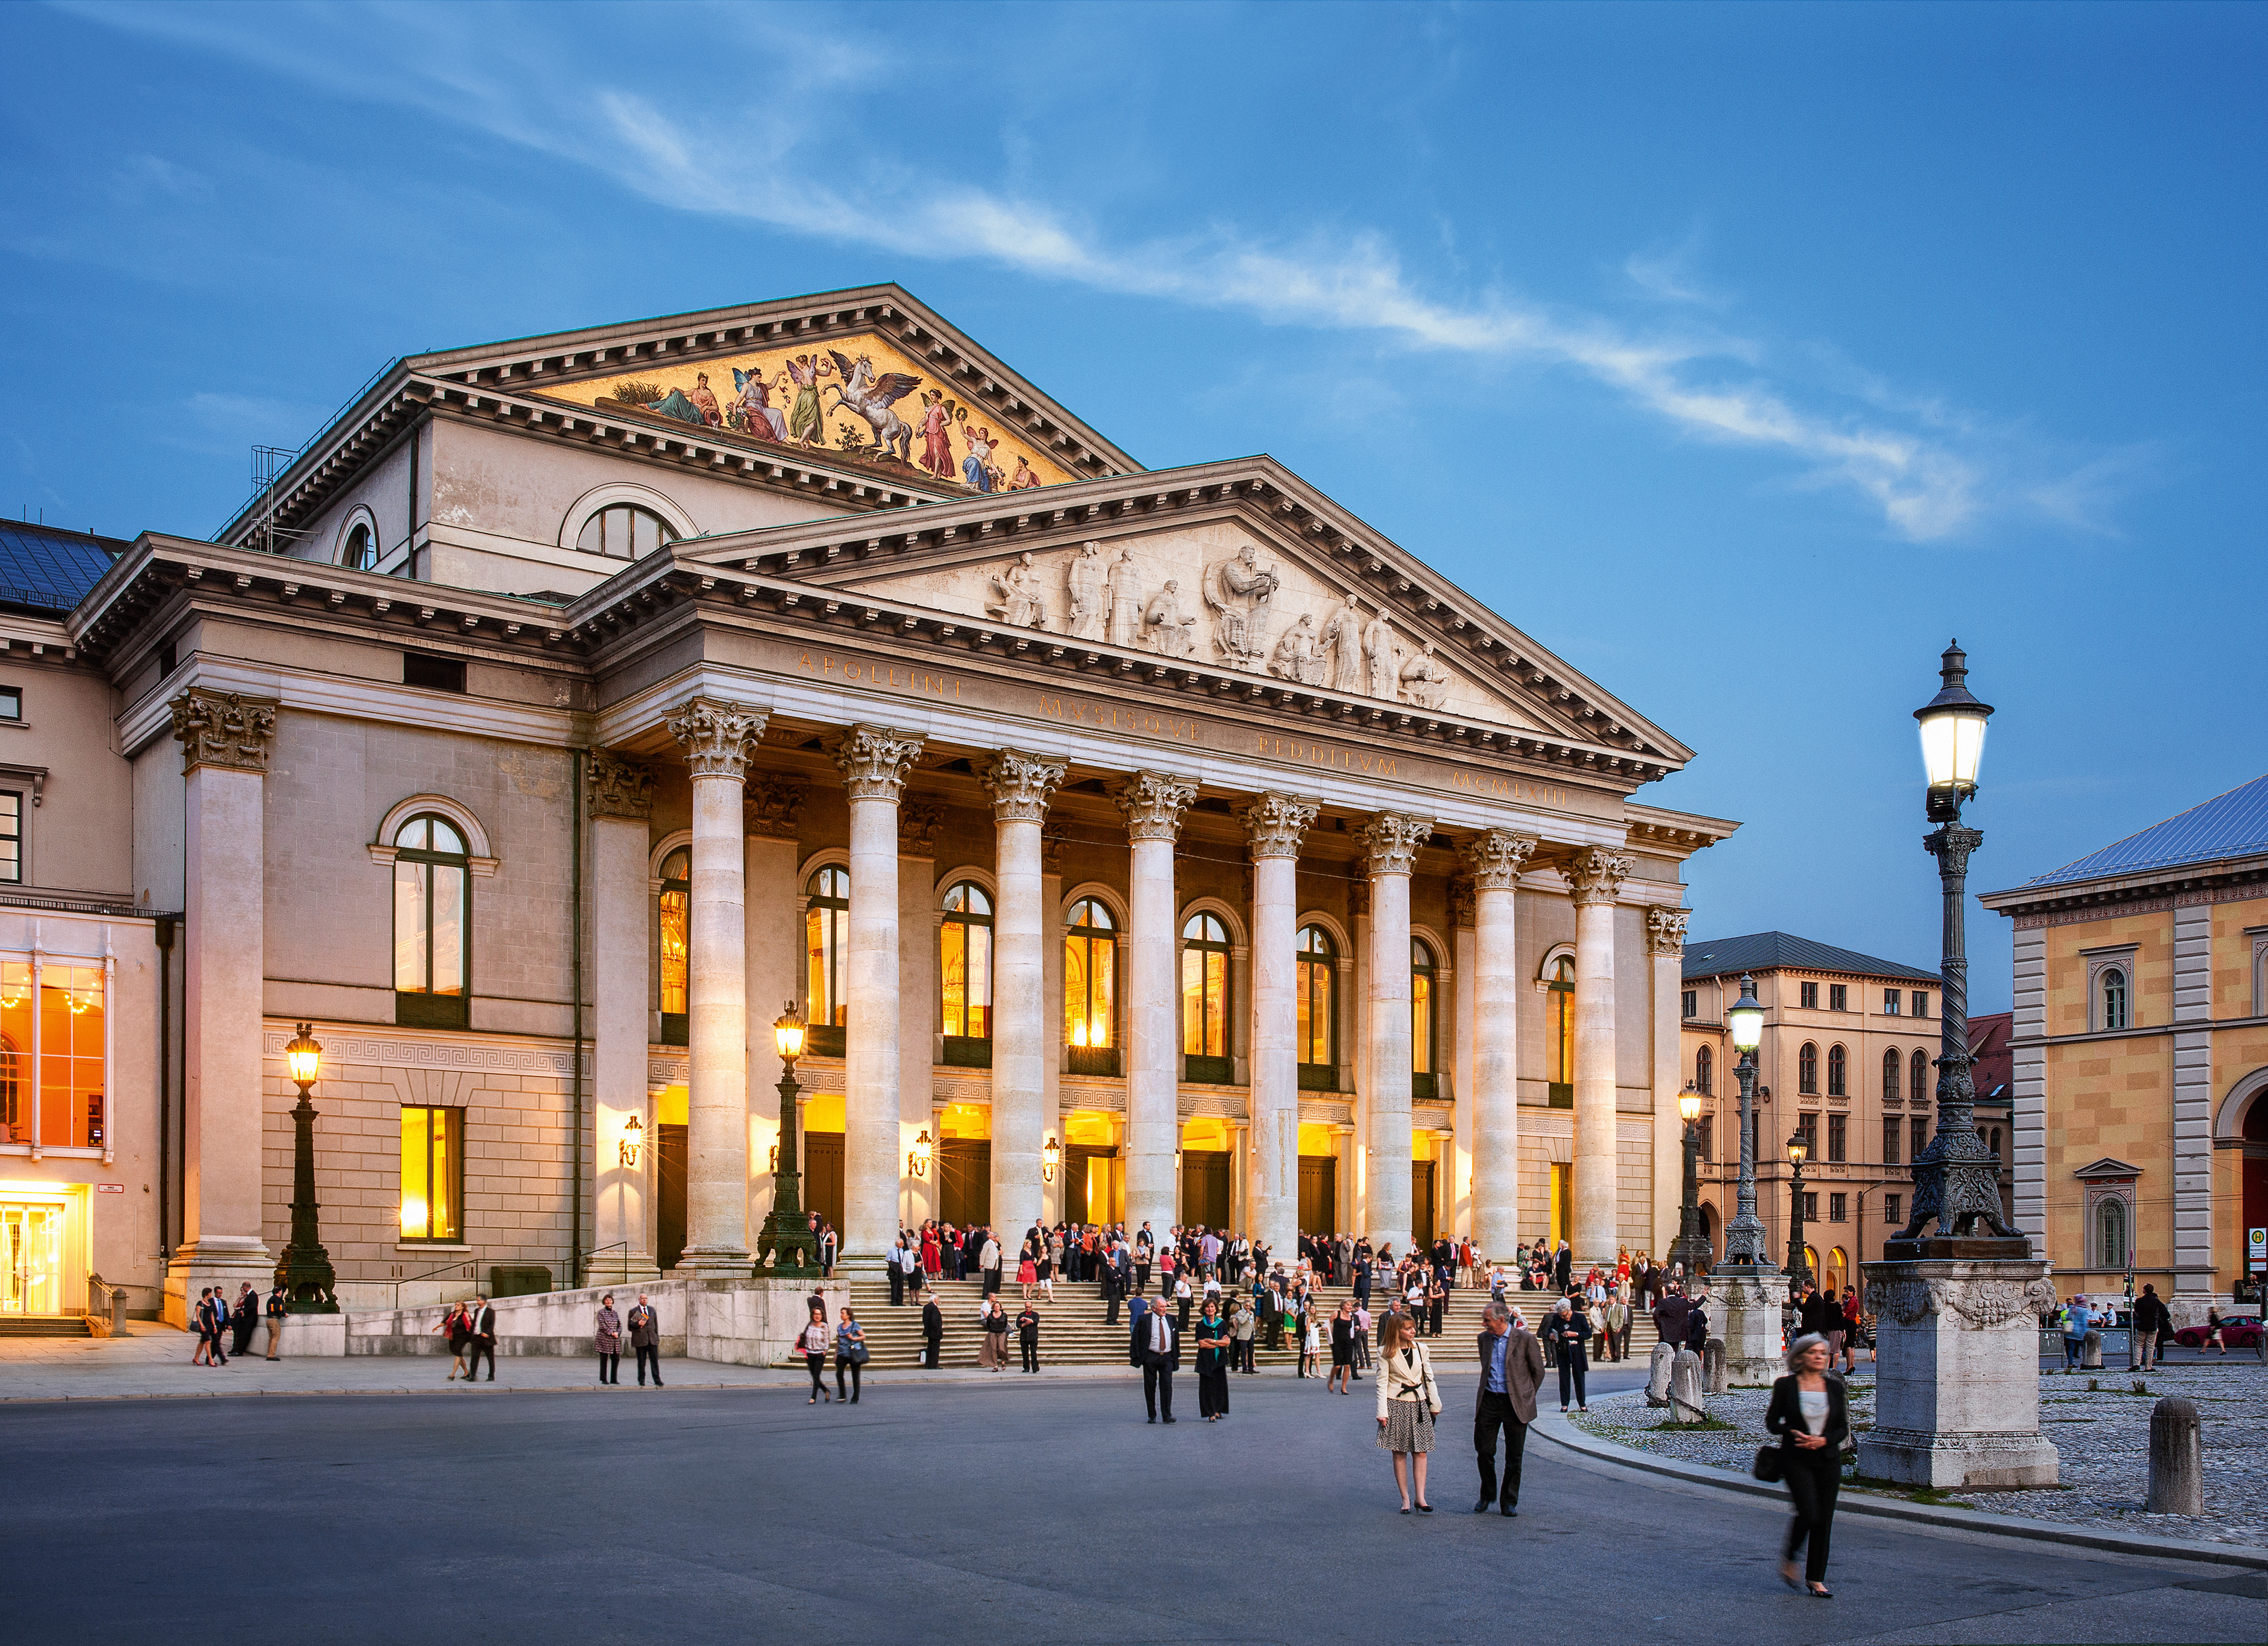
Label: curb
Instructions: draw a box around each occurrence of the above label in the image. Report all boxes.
[1531,1413,2268,1571]
[0,1366,1152,1406]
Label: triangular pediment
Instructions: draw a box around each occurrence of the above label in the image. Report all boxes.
[2072,1157,2143,1180]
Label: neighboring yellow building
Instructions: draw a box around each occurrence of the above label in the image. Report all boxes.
[1980,774,2268,1323]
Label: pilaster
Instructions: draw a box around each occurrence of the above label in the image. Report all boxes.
[587,750,660,1285]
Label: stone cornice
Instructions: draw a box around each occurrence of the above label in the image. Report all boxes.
[1238,792,1320,860]
[1981,858,2268,926]
[171,687,278,776]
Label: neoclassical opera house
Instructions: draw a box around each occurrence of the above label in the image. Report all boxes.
[40,286,1735,1321]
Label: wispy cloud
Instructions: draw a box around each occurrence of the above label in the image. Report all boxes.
[58,0,2146,542]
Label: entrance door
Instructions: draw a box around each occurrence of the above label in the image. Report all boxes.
[1411,1161,1436,1250]
[1298,1154,1337,1236]
[1181,1149,1230,1230]
[939,1139,991,1228]
[655,1125,687,1274]
[803,1133,846,1239]
[1066,1145,1119,1226]
[0,1201,64,1315]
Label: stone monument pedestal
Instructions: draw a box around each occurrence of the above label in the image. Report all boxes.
[1858,1247,2059,1490]
[1707,1265,1789,1386]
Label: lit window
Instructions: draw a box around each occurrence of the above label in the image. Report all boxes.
[577,503,678,559]
[399,1105,462,1241]
[805,867,849,1028]
[0,963,105,1149]
[1827,1044,1847,1097]
[1296,925,1336,1076]
[658,848,689,1046]
[0,1028,16,1145]
[1411,937,1438,1089]
[1798,1042,1819,1095]
[2100,968,2128,1031]
[1181,912,1231,1080]
[940,882,993,1040]
[1548,956,1575,1108]
[393,814,469,1028]
[1064,898,1116,1060]
[0,792,19,884]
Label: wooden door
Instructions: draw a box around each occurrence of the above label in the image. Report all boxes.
[1180,1149,1230,1231]
[1411,1161,1436,1249]
[939,1139,991,1228]
[1297,1154,1336,1236]
[656,1123,688,1275]
[803,1133,846,1239]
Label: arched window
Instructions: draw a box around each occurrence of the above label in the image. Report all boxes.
[656,847,689,1047]
[805,867,849,1054]
[1412,937,1439,1098]
[940,882,993,1064]
[1297,925,1337,1089]
[341,520,375,571]
[2101,967,2128,1031]
[1548,956,1575,1108]
[1988,1125,2002,1158]
[1181,912,1232,1083]
[2095,1197,2128,1270]
[1883,1047,1901,1104]
[1798,1042,1819,1096]
[1064,897,1117,1075]
[1827,1044,1847,1097]
[1695,1044,1713,1097]
[1911,1048,1930,1106]
[393,814,469,1028]
[576,503,679,559]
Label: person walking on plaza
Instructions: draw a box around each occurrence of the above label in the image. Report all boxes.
[206,1287,231,1365]
[1015,1301,1041,1373]
[2134,1284,2172,1370]
[1194,1300,1232,1420]
[628,1294,662,1386]
[835,1307,866,1403]
[975,1296,1004,1369]
[1230,1294,1256,1373]
[1375,1313,1442,1513]
[264,1285,288,1360]
[2060,1296,2092,1371]
[594,1294,623,1386]
[1552,1297,1591,1412]
[190,1287,216,1366]
[1473,1303,1544,1516]
[1599,1293,1629,1363]
[1354,1300,1373,1375]
[1139,1296,1181,1423]
[466,1296,496,1381]
[1685,1295,1709,1356]
[1328,1299,1357,1393]
[1767,1333,1847,1598]
[920,1294,944,1368]
[799,1304,833,1403]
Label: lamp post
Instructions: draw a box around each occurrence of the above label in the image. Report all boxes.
[1889,639,2024,1253]
[1785,1127,1812,1294]
[1669,1086,1708,1277]
[756,1002,821,1278]
[273,1022,338,1313]
[1720,975,1774,1269]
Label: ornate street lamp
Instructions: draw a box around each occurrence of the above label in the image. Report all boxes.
[1785,1127,1812,1293]
[1719,974,1775,1270]
[273,1023,338,1313]
[908,1128,933,1178]
[1669,1085,1708,1276]
[756,1002,821,1277]
[1042,1134,1061,1185]
[1890,640,2025,1253]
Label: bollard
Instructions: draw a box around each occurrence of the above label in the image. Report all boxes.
[1646,1341,1676,1407]
[1704,1338,1727,1395]
[2146,1396,2203,1514]
[1670,1348,1706,1422]
[2080,1327,2103,1370]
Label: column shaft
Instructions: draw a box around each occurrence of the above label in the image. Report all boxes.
[1241,792,1315,1270]
[835,726,922,1262]
[1569,848,1632,1266]
[1466,830,1534,1262]
[1360,811,1431,1261]
[1116,772,1196,1240]
[985,750,1066,1247]
[743,786,804,1247]
[588,752,658,1283]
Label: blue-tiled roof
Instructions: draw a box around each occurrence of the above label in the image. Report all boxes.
[2023,773,2268,887]
[0,522,125,616]
[1681,930,1937,983]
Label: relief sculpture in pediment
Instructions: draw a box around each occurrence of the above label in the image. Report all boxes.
[985,552,1048,629]
[1202,543,1281,670]
[1065,542,1106,640]
[1269,613,1324,684]
[1143,579,1200,657]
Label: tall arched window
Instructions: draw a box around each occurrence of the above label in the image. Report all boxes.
[1883,1047,1901,1103]
[805,866,850,1055]
[577,503,679,559]
[393,814,469,1028]
[2101,967,2128,1031]
[657,847,689,1047]
[1411,937,1439,1099]
[1798,1042,1819,1095]
[1827,1044,1847,1097]
[1181,912,1232,1084]
[1911,1048,1930,1106]
[1297,925,1337,1090]
[1548,956,1575,1108]
[2095,1197,2128,1270]
[1064,897,1117,1076]
[1695,1044,1713,1096]
[940,882,994,1065]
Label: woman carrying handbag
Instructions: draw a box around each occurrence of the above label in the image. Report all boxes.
[1373,1313,1443,1514]
[1762,1333,1847,1597]
[835,1307,867,1403]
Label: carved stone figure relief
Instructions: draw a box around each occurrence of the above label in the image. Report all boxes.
[984,552,1047,630]
[1065,541,1106,640]
[1143,579,1198,658]
[1202,542,1279,670]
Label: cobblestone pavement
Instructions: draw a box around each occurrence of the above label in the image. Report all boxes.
[1568,1365,2267,1548]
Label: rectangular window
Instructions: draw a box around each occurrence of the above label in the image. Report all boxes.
[0,687,19,722]
[1681,988,1698,1020]
[1829,1192,1847,1223]
[1802,1191,1818,1221]
[1828,984,1847,1012]
[1697,1114,1714,1162]
[39,964,105,1148]
[1827,1113,1847,1163]
[1800,982,1819,1010]
[1911,991,1929,1017]
[0,792,19,884]
[1884,988,1901,1016]
[1410,970,1433,1075]
[1797,1112,1819,1155]
[1883,1117,1900,1166]
[1911,1116,1929,1159]
[1884,1194,1901,1225]
[399,1106,462,1242]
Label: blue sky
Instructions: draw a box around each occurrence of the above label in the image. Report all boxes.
[5,2,2264,1009]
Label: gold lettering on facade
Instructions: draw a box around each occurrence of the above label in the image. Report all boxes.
[1040,692,1202,747]
[1256,733,1398,780]
[796,649,965,700]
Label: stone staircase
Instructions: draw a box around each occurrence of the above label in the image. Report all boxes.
[0,1315,92,1338]
[832,1278,1659,1371]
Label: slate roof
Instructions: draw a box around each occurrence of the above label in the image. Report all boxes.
[0,522,127,616]
[1681,930,1937,984]
[2022,774,2268,887]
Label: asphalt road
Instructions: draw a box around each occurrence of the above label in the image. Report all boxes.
[6,1365,2260,1644]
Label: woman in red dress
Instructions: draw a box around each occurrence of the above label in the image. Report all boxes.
[920,1222,942,1278]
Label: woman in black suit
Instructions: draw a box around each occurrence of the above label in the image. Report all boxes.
[1765,1333,1847,1597]
[1194,1303,1232,1420]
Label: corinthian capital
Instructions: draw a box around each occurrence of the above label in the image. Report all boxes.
[831,724,923,801]
[982,748,1068,823]
[1647,907,1689,956]
[1112,770,1198,843]
[898,798,946,855]
[1239,792,1319,861]
[586,750,655,821]
[1567,847,1632,907]
[1462,828,1538,892]
[170,687,279,777]
[744,773,805,839]
[1358,810,1434,877]
[667,698,765,781]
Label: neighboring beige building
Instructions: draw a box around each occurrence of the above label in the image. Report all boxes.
[1980,775,2268,1321]
[38,286,1742,1325]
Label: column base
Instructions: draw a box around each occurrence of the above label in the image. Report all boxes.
[673,1247,754,1280]
[1862,1254,2059,1490]
[164,1238,275,1329]
[1704,1264,1788,1386]
[1856,1428,2061,1490]
[586,1248,663,1287]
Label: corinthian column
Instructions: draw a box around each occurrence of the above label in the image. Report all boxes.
[1114,770,1197,1239]
[1465,829,1537,1263]
[832,724,923,1265]
[588,751,660,1284]
[1568,846,1632,1266]
[1647,907,1689,1269]
[1240,792,1318,1272]
[1360,810,1433,1260]
[984,749,1066,1246]
[668,699,765,1274]
[166,689,279,1324]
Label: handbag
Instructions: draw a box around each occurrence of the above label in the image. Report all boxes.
[1752,1443,1784,1483]
[846,1340,869,1365]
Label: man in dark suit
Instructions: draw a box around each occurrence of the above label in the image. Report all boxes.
[920,1296,944,1368]
[627,1294,662,1386]
[1553,1241,1573,1294]
[1651,1284,1690,1351]
[1102,1243,1123,1324]
[1474,1303,1545,1516]
[466,1297,498,1381]
[1138,1301,1180,1422]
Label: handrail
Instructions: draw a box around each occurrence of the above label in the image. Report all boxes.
[85,1272,126,1336]
[579,1242,628,1288]
[393,1255,480,1311]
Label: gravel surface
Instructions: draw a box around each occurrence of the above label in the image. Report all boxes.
[1567,1364,2267,1548]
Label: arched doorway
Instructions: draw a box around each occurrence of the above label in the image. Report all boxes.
[2245,1080,2268,1290]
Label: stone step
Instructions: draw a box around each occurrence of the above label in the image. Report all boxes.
[0,1315,92,1337]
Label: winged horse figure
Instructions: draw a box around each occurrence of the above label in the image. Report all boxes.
[826,350,921,463]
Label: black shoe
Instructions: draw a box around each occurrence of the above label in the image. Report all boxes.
[1474,1499,1491,1514]
[1147,1415,1157,1423]
[1501,1506,1518,1517]
[1163,1416,1176,1424]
